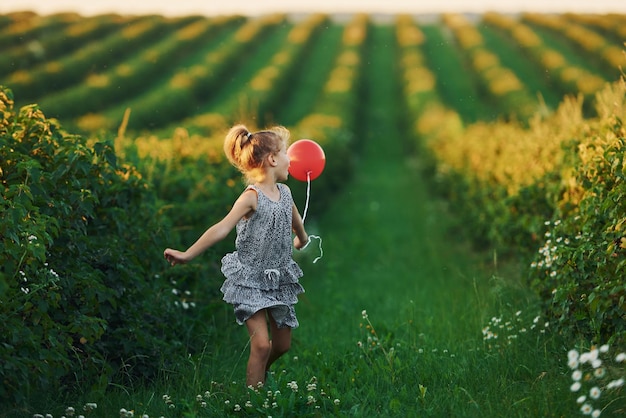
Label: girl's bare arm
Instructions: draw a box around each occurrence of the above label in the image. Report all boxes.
[291,202,308,250]
[164,190,256,265]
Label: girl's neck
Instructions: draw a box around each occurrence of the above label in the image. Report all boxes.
[254,180,280,201]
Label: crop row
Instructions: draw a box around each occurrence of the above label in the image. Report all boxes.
[442,13,537,120]
[4,15,196,101]
[482,12,609,107]
[0,11,82,50]
[37,15,244,120]
[0,14,135,76]
[83,14,287,132]
[563,12,626,44]
[172,13,331,135]
[521,12,625,77]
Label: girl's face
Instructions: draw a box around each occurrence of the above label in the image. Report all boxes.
[273,144,291,181]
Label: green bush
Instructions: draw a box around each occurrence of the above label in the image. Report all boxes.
[0,86,206,406]
[417,77,626,342]
[530,107,626,341]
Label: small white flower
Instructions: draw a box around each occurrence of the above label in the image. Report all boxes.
[564,348,580,360]
[572,370,582,381]
[287,381,299,392]
[599,344,609,353]
[607,377,625,389]
[577,395,587,404]
[580,404,592,415]
[590,387,602,399]
[571,382,581,392]
[615,352,626,363]
[591,409,601,418]
[334,399,341,405]
[361,310,368,319]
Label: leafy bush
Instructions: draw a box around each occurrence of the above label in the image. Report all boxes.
[530,82,626,340]
[420,78,626,342]
[0,86,206,406]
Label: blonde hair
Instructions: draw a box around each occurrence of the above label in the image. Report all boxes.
[224,124,290,183]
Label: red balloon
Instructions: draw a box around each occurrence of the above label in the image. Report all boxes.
[287,139,326,182]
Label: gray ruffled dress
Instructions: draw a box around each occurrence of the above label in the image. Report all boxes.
[220,184,305,328]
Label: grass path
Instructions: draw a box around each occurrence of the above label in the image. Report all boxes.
[298,24,488,348]
[290,25,571,417]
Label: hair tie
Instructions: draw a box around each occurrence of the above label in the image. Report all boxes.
[240,132,252,148]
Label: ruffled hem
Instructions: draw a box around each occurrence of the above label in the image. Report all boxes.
[221,281,305,306]
[220,252,303,290]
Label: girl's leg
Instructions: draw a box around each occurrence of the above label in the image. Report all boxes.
[245,310,271,387]
[265,312,292,373]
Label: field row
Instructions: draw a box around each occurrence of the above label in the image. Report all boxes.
[1,11,624,136]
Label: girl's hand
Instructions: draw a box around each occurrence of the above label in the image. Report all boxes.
[294,235,309,250]
[164,248,189,266]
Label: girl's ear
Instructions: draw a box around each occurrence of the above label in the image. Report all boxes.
[267,153,278,167]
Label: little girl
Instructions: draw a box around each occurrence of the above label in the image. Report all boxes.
[164,124,309,387]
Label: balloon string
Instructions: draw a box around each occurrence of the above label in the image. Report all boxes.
[302,171,311,224]
[300,171,323,263]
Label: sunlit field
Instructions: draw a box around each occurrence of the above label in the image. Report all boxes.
[1,9,625,417]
